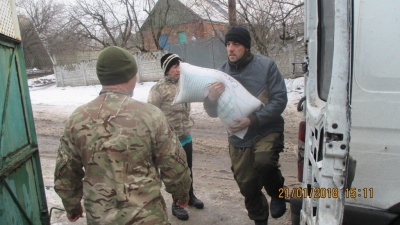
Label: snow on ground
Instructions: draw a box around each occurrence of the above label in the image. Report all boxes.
[28,74,304,224]
[28,74,304,109]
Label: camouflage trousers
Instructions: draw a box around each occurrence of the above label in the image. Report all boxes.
[229,132,285,221]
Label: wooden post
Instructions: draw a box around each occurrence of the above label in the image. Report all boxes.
[228,0,236,27]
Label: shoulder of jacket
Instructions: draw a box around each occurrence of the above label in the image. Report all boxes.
[130,101,166,120]
[253,54,274,65]
[155,78,167,86]
[65,104,90,127]
[249,55,277,74]
[218,61,229,71]
[150,78,167,92]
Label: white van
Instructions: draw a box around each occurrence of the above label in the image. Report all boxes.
[290,0,400,225]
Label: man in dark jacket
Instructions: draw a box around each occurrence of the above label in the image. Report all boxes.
[204,26,288,225]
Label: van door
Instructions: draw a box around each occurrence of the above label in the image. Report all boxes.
[300,0,352,224]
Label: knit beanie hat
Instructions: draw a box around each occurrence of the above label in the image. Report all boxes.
[225,26,251,49]
[96,46,138,85]
[160,53,181,75]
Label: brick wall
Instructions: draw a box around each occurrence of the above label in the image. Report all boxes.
[142,21,228,51]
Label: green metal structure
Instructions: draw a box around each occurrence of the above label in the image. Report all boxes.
[0,0,50,224]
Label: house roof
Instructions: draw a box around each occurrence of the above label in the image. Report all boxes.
[141,0,228,30]
[182,0,228,23]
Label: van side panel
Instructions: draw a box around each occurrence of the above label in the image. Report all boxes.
[347,0,400,210]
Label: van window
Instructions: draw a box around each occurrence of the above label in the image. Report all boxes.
[353,1,400,93]
[317,0,335,101]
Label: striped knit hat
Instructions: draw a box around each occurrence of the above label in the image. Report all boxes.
[160,53,181,75]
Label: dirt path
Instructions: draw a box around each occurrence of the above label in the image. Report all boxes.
[33,102,302,225]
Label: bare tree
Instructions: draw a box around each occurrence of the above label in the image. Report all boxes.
[140,0,171,51]
[207,0,303,56]
[66,0,228,52]
[67,0,141,50]
[195,0,229,44]
[66,0,177,51]
[274,0,304,41]
[17,0,304,62]
[18,15,53,70]
[125,0,153,51]
[237,0,304,56]
[17,0,64,35]
[17,0,79,64]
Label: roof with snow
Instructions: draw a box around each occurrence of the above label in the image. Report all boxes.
[141,0,228,29]
[183,0,228,23]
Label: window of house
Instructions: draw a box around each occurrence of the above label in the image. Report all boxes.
[159,34,169,49]
[178,32,187,43]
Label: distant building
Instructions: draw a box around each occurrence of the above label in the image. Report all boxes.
[140,0,229,52]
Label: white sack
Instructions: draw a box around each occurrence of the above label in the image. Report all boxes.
[173,62,262,139]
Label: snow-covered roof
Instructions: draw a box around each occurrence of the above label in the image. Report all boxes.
[181,0,228,23]
[141,0,228,30]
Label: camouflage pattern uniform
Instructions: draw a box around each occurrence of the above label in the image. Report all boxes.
[147,76,193,138]
[54,88,191,225]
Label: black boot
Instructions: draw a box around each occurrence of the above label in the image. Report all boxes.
[263,170,286,219]
[171,202,189,220]
[189,195,204,209]
[254,219,268,225]
[270,197,286,218]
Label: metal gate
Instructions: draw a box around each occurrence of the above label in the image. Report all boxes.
[0,0,50,224]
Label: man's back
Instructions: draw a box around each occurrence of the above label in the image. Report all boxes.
[55,89,190,224]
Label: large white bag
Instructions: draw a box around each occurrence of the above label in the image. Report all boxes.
[173,62,262,139]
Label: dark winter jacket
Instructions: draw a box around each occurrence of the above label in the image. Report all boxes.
[204,52,288,147]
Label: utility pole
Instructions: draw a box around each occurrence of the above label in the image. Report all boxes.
[228,0,236,27]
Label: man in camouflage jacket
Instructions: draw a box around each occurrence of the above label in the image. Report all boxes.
[54,46,191,225]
